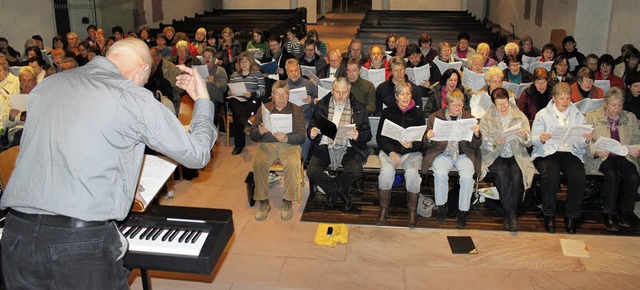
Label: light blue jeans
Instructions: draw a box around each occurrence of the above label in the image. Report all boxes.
[432,153,475,211]
[378,151,423,193]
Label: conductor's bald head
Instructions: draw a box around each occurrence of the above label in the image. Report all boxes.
[106,38,152,86]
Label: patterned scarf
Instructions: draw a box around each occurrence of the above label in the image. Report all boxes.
[606,112,620,132]
[444,108,460,161]
[327,98,353,170]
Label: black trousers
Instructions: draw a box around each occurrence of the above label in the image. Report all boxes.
[533,152,585,218]
[489,156,523,216]
[599,156,640,215]
[228,98,259,148]
[307,145,364,199]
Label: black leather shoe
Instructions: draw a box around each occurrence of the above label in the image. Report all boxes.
[618,213,632,228]
[544,216,556,234]
[456,211,468,229]
[231,146,244,155]
[565,217,577,234]
[603,214,619,232]
[504,213,518,232]
[436,203,447,223]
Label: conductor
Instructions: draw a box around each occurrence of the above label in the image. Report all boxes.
[0,38,216,289]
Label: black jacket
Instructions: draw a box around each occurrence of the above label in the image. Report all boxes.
[377,103,425,155]
[262,49,296,80]
[308,93,372,160]
[317,63,347,79]
[374,75,424,116]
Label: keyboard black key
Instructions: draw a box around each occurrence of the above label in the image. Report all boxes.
[129,227,143,239]
[191,231,202,243]
[139,228,153,240]
[168,229,180,242]
[151,228,163,240]
[178,230,190,243]
[184,231,195,243]
[123,226,136,237]
[162,229,174,241]
[145,228,159,240]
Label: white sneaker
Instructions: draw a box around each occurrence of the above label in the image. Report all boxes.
[269,172,282,185]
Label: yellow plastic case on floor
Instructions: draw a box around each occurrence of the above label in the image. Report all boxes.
[314,223,349,246]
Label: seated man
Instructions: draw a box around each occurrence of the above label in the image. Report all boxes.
[345,58,376,115]
[307,77,371,212]
[341,38,369,66]
[285,58,318,122]
[249,81,306,221]
[201,47,228,126]
[298,39,327,76]
[317,49,347,80]
[375,56,424,116]
[145,47,176,113]
[389,36,408,59]
[261,35,296,81]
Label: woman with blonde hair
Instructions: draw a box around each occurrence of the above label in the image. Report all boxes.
[193,27,208,56]
[476,43,496,67]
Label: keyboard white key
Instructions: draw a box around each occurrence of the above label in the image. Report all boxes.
[121,226,209,257]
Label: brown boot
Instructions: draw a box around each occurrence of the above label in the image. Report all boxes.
[377,189,391,226]
[407,192,419,227]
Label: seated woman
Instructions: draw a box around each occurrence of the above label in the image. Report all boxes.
[246,28,269,59]
[284,28,301,57]
[306,29,327,57]
[594,54,624,91]
[376,81,425,227]
[503,54,533,84]
[95,29,108,56]
[385,34,397,52]
[476,42,496,67]
[471,66,513,118]
[452,32,475,61]
[585,87,640,231]
[490,37,507,63]
[559,36,586,74]
[192,27,208,56]
[539,43,557,62]
[436,42,455,64]
[519,36,540,58]
[614,47,639,81]
[549,54,575,88]
[155,33,173,59]
[480,88,534,232]
[531,82,592,234]
[586,54,599,72]
[424,68,472,115]
[624,71,640,119]
[74,41,91,66]
[363,45,391,81]
[139,27,154,48]
[228,52,266,155]
[418,32,438,63]
[423,89,482,229]
[517,68,552,120]
[465,53,484,74]
[218,27,243,74]
[171,40,202,67]
[570,67,604,103]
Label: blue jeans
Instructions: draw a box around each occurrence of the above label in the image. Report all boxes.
[1,212,129,289]
[378,151,422,193]
[432,153,475,211]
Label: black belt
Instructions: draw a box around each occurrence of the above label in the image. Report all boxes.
[9,209,111,228]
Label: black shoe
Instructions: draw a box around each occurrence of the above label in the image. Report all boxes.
[436,203,447,223]
[544,216,556,234]
[565,217,577,234]
[338,190,353,212]
[326,194,336,210]
[456,211,468,229]
[508,214,519,232]
[603,214,619,232]
[618,213,632,228]
[231,146,244,155]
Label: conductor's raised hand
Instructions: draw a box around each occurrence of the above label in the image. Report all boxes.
[176,65,210,101]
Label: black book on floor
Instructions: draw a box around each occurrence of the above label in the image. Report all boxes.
[447,236,478,254]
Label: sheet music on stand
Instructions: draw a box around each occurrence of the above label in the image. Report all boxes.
[134,154,178,212]
[431,118,478,142]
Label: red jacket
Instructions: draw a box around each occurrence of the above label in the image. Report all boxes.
[594,71,624,91]
[363,58,391,81]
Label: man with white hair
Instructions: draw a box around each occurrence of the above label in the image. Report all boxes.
[1,38,216,289]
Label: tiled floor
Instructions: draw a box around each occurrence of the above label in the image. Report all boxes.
[128,143,640,290]
[128,13,640,289]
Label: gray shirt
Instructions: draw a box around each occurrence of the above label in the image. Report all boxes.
[1,56,216,221]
